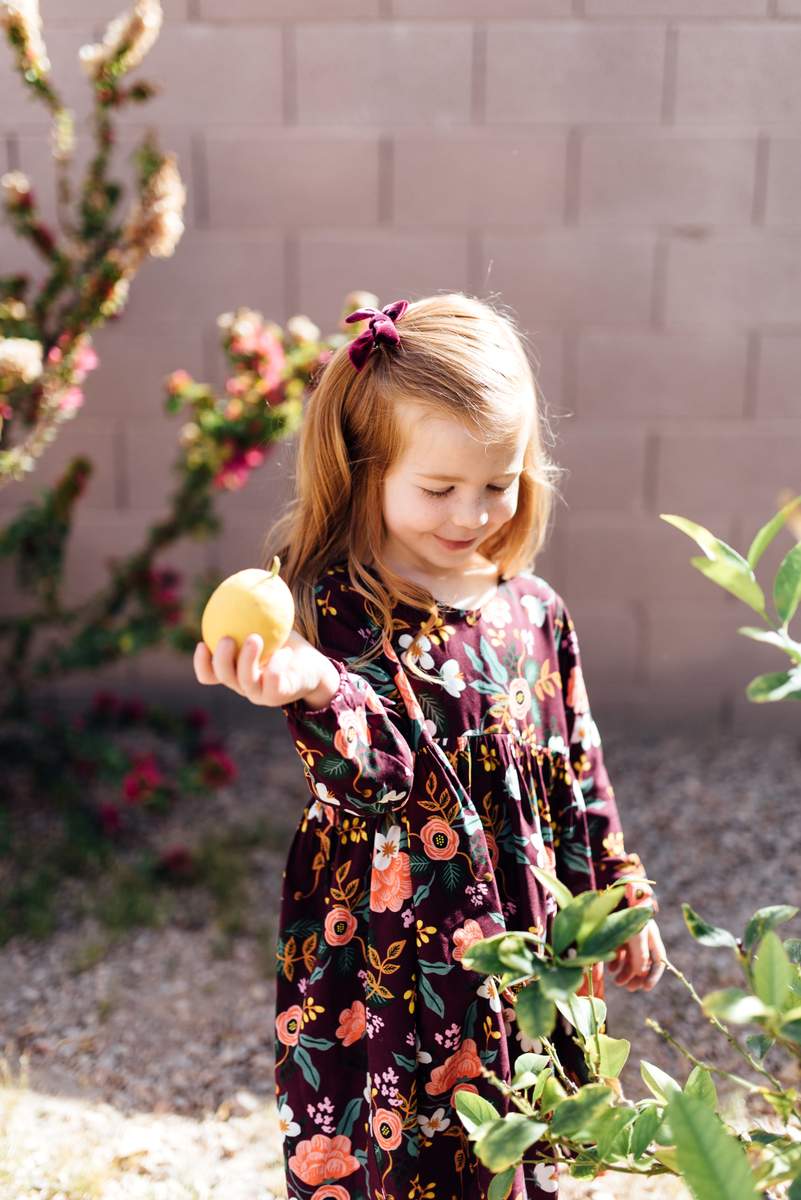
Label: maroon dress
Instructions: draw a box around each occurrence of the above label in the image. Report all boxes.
[274,560,650,1200]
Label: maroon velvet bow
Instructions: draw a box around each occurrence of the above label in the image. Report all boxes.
[344,299,409,371]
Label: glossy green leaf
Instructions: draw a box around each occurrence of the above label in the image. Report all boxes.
[453,1089,501,1135]
[516,979,556,1039]
[555,994,607,1042]
[595,1034,631,1079]
[461,932,509,974]
[667,1091,760,1200]
[531,866,574,910]
[576,904,653,961]
[537,961,586,1001]
[474,1114,548,1173]
[737,625,801,659]
[754,931,793,1009]
[682,902,739,948]
[548,1084,615,1140]
[640,1060,682,1102]
[684,1065,717,1109]
[746,494,801,569]
[630,1104,663,1159]
[497,934,535,976]
[745,1032,774,1060]
[744,905,799,952]
[785,939,801,965]
[488,1165,516,1200]
[702,987,769,1024]
[538,1074,568,1113]
[690,554,766,616]
[594,1106,637,1161]
[774,542,801,627]
[746,669,801,703]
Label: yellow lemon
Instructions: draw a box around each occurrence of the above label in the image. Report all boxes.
[201,556,295,667]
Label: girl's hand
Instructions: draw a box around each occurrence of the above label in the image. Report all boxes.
[193,629,340,709]
[607,918,666,992]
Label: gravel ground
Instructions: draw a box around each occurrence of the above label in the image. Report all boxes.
[1,712,799,1199]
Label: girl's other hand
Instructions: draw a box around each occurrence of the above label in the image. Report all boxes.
[193,628,339,709]
[607,918,666,992]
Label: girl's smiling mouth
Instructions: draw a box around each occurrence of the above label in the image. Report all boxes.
[434,534,478,550]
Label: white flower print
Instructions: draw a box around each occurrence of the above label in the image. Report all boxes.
[398,632,435,671]
[504,763,521,802]
[373,824,402,871]
[520,593,547,627]
[528,830,552,869]
[571,777,586,812]
[531,1161,559,1192]
[507,676,532,721]
[547,733,568,757]
[519,626,534,656]
[483,596,513,628]
[415,1029,432,1064]
[277,1101,301,1141]
[439,659,466,697]
[477,977,503,1012]
[363,1071,372,1104]
[573,712,601,752]
[418,1107,451,1137]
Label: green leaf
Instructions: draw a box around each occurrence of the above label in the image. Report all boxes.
[575,904,653,961]
[595,1034,631,1079]
[746,669,801,703]
[594,1106,637,1161]
[774,542,801,627]
[551,884,627,956]
[537,961,586,1001]
[511,1052,550,1090]
[548,1084,615,1140]
[640,1060,682,1102]
[745,1032,774,1060]
[461,932,508,975]
[630,1104,663,1159]
[555,994,607,1042]
[667,1091,760,1200]
[746,494,801,569]
[702,987,769,1024]
[789,1177,801,1200]
[538,1073,568,1113]
[682,903,739,949]
[488,1165,516,1200]
[737,625,801,658]
[516,979,556,1038]
[684,1065,717,1109]
[744,905,799,953]
[497,934,535,976]
[531,866,574,910]
[474,1114,548,1172]
[785,939,801,965]
[453,1089,501,1136]
[690,554,766,615]
[754,931,793,1009]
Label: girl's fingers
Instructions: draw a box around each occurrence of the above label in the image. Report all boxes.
[212,637,244,696]
[193,641,218,685]
[237,635,264,696]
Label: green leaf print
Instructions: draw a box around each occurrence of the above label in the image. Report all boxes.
[419,970,446,1017]
[464,642,487,677]
[419,690,447,730]
[293,1044,320,1090]
[419,959,452,975]
[320,754,351,779]
[413,879,434,905]
[393,1052,417,1072]
[441,859,465,891]
[299,1034,336,1050]
[334,944,356,974]
[480,636,508,687]
[336,1095,364,1140]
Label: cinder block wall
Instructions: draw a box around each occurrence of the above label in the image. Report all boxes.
[2,1,800,734]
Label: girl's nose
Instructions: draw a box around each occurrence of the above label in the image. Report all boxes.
[450,497,490,531]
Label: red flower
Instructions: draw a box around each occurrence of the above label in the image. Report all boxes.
[122,753,163,805]
[199,747,237,787]
[157,844,195,879]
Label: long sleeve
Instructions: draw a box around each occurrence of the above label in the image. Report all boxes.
[280,579,421,822]
[553,596,656,909]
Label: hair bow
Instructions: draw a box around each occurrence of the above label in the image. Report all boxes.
[344,299,409,372]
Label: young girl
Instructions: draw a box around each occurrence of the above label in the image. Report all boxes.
[193,293,666,1200]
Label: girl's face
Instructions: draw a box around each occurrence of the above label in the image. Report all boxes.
[381,398,531,579]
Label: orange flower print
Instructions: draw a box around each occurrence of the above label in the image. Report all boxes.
[333,706,370,760]
[370,827,412,913]
[420,817,458,861]
[449,1081,479,1109]
[335,999,366,1046]
[507,675,532,721]
[373,1106,403,1150]
[276,1004,303,1046]
[324,906,357,946]
[425,1038,482,1096]
[310,1187,351,1200]
[566,664,589,715]
[289,1133,360,1185]
[452,918,485,962]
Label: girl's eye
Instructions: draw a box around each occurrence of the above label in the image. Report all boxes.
[420,484,511,499]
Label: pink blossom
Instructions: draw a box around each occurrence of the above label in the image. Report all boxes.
[59,387,83,414]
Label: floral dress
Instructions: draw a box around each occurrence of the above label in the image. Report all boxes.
[274,561,650,1200]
